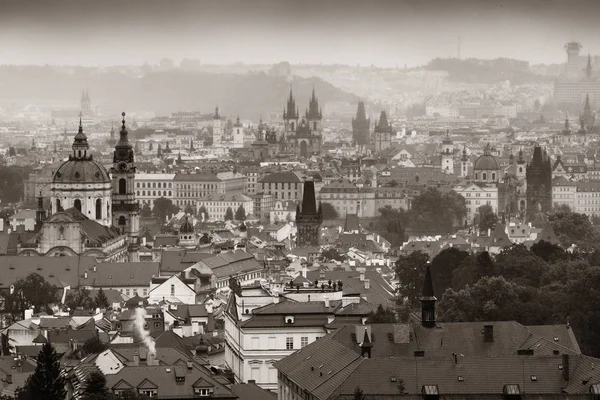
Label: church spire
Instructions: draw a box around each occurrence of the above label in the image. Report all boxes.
[420,262,437,328]
[113,112,134,163]
[587,53,593,79]
[71,112,90,160]
[284,87,298,120]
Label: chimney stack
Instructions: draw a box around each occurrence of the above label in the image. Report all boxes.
[147,352,156,366]
[562,354,570,381]
[359,271,365,282]
[483,325,494,342]
[324,296,330,308]
[364,279,370,290]
[133,351,140,366]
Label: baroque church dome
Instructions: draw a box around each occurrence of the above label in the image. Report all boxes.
[53,119,111,184]
[474,144,500,171]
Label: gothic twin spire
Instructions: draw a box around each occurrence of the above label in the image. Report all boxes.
[283,87,322,121]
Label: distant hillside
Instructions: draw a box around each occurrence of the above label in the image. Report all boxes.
[425,58,551,84]
[0,67,358,119]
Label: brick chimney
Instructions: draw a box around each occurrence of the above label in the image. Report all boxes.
[483,325,494,342]
[562,354,569,381]
[133,351,140,366]
[364,279,370,290]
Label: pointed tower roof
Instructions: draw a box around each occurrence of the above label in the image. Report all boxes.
[489,223,510,247]
[374,111,392,133]
[421,262,435,300]
[587,53,593,79]
[299,180,318,215]
[359,327,373,348]
[307,86,321,120]
[72,113,90,158]
[534,223,561,246]
[461,145,468,162]
[113,112,134,163]
[284,87,298,120]
[214,106,220,119]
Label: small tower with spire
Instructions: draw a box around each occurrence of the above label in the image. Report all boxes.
[283,88,299,134]
[373,111,393,152]
[352,101,370,147]
[72,114,91,160]
[516,147,526,180]
[306,87,322,133]
[295,180,323,247]
[441,130,454,174]
[80,89,91,115]
[213,106,222,146]
[420,262,437,328]
[586,53,593,79]
[582,94,595,128]
[232,115,244,148]
[359,327,373,358]
[35,190,46,232]
[110,112,140,262]
[460,145,469,178]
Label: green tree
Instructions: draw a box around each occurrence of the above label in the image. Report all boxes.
[548,209,599,250]
[224,207,234,221]
[81,371,111,400]
[320,202,339,220]
[198,205,209,221]
[494,244,548,287]
[7,147,16,157]
[395,251,430,305]
[94,288,110,309]
[24,342,66,400]
[14,273,59,315]
[374,206,407,247]
[81,336,108,357]
[409,187,467,234]
[184,204,195,215]
[451,251,494,290]
[321,247,345,262]
[430,247,469,296]
[477,204,497,232]
[152,197,179,222]
[530,240,567,263]
[438,276,548,325]
[235,205,246,221]
[366,304,398,323]
[64,287,94,312]
[140,203,152,218]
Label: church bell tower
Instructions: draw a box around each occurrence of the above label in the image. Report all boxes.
[110,112,140,262]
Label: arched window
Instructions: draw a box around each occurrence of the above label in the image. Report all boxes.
[153,191,156,196]
[153,182,156,188]
[118,216,126,226]
[492,173,496,181]
[119,178,126,194]
[169,191,172,196]
[313,121,318,130]
[142,191,146,196]
[475,173,479,180]
[56,199,62,212]
[74,199,82,212]
[95,199,102,219]
[482,173,487,181]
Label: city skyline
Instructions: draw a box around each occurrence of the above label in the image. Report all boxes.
[1,0,600,68]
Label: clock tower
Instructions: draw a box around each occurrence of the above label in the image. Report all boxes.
[110,112,140,262]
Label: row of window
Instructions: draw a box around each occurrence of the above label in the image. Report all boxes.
[137,191,172,197]
[136,182,172,189]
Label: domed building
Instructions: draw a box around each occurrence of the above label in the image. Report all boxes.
[178,215,197,248]
[51,118,112,226]
[473,144,501,183]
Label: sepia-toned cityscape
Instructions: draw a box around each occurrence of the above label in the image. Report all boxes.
[0,0,600,399]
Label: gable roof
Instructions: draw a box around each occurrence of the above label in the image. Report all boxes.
[81,262,159,287]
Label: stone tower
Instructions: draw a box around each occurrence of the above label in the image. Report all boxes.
[283,88,299,137]
[212,107,222,146]
[526,145,552,216]
[111,112,140,262]
[305,87,322,133]
[352,101,370,147]
[295,180,323,247]
[441,130,454,174]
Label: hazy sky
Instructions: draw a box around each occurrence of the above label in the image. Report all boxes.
[1,0,599,67]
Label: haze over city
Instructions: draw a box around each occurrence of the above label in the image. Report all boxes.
[2,0,600,67]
